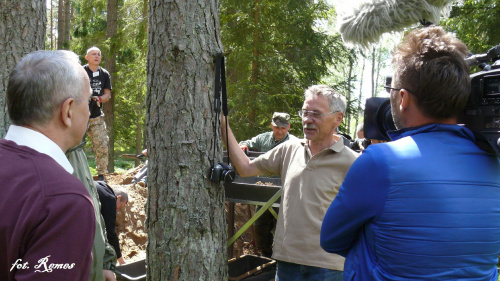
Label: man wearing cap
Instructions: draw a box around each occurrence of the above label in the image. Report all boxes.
[238,112,298,258]
[239,112,298,153]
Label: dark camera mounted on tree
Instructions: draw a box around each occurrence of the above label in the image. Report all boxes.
[209,52,235,183]
[363,44,500,156]
[210,163,235,183]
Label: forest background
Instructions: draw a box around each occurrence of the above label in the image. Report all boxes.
[5,0,495,174]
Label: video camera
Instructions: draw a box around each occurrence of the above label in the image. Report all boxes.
[363,44,500,156]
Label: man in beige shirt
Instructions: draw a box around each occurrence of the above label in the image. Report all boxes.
[222,85,358,281]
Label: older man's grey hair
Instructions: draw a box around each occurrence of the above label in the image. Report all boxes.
[304,85,347,114]
[7,50,86,126]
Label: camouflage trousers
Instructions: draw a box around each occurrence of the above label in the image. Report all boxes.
[87,116,109,175]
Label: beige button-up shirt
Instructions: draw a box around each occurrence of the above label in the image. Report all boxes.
[254,137,358,270]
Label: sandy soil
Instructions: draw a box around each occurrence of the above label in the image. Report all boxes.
[106,165,259,263]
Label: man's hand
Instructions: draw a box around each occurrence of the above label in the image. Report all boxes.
[117,257,126,265]
[92,96,101,107]
[240,145,249,155]
[103,269,116,281]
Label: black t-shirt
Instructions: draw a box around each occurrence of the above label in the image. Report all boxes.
[83,65,112,118]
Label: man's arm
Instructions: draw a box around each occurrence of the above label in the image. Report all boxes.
[221,117,262,177]
[320,148,389,257]
[100,88,112,103]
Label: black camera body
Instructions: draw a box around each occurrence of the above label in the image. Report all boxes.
[457,67,500,155]
[363,46,500,156]
[209,163,235,183]
[364,97,396,141]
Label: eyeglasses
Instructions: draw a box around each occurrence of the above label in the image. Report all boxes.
[384,86,402,94]
[298,110,337,119]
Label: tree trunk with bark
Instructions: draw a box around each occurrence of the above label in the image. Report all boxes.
[249,0,260,132]
[0,0,46,137]
[103,0,118,173]
[346,52,354,134]
[63,0,70,49]
[146,0,227,279]
[57,0,69,50]
[371,45,376,97]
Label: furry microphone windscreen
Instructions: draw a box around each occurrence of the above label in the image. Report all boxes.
[336,0,455,48]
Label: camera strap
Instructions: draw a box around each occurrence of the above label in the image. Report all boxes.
[213,53,230,167]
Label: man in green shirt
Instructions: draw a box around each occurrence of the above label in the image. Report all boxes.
[239,112,298,153]
[67,143,117,281]
[238,112,298,257]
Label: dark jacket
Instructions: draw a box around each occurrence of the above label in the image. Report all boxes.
[96,181,122,259]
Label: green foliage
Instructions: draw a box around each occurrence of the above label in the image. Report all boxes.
[441,0,500,57]
[85,151,135,175]
[65,0,148,157]
[220,0,348,140]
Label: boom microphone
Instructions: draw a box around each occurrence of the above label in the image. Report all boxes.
[465,45,500,67]
[335,0,455,48]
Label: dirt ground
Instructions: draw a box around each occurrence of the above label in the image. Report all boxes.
[106,165,259,263]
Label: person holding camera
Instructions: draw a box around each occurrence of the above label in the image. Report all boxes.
[222,85,358,281]
[320,26,500,281]
[238,112,298,258]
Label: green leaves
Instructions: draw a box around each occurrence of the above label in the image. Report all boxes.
[441,0,500,55]
[220,0,346,139]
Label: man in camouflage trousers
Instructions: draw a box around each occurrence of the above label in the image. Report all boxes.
[83,46,112,181]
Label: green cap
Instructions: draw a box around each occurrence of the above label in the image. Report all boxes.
[272,112,290,127]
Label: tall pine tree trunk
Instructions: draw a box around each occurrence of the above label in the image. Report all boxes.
[249,0,260,133]
[50,0,54,49]
[57,0,69,50]
[346,51,354,134]
[57,0,64,49]
[63,0,70,49]
[355,60,366,134]
[103,0,118,173]
[0,0,46,137]
[134,0,148,168]
[146,0,227,279]
[134,84,144,168]
[371,45,376,97]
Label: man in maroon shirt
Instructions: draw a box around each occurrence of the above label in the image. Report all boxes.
[0,50,96,281]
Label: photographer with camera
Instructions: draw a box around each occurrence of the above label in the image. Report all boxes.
[222,85,358,281]
[320,26,500,281]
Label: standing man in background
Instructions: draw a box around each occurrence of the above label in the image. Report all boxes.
[239,112,298,153]
[84,46,112,181]
[238,112,298,257]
